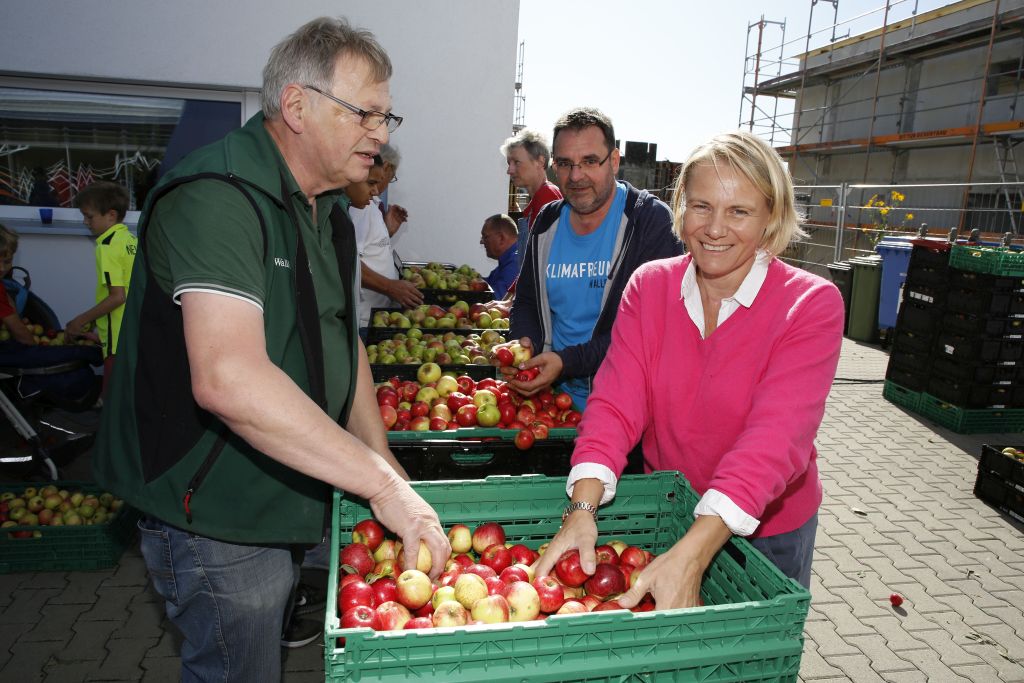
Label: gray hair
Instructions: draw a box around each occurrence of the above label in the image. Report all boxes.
[499,129,552,166]
[261,17,392,120]
[380,143,401,171]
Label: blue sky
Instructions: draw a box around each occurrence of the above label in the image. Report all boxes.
[517,0,953,162]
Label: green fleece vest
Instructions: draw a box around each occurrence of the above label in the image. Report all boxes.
[92,114,358,544]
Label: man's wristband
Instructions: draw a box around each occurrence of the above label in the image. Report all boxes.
[562,501,598,522]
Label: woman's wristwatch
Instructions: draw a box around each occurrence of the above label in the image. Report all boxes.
[562,501,598,522]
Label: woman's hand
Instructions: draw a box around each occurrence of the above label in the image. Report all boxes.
[509,351,562,397]
[617,515,732,611]
[534,508,600,579]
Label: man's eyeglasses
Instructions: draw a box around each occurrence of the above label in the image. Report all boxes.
[552,149,613,174]
[303,85,403,133]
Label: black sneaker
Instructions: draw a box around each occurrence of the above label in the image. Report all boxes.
[281,616,322,649]
[293,581,327,616]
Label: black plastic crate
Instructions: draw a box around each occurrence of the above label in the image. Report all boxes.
[908,239,952,270]
[885,364,929,392]
[371,363,497,384]
[391,437,574,481]
[942,312,1024,339]
[931,355,1020,385]
[927,375,1023,409]
[974,469,1024,523]
[902,283,947,307]
[948,269,1024,293]
[946,288,1024,317]
[897,300,944,334]
[978,444,1024,488]
[892,327,937,356]
[904,265,949,289]
[935,332,1024,363]
[419,288,494,306]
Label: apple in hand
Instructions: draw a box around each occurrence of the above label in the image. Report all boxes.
[584,563,626,599]
[554,549,589,588]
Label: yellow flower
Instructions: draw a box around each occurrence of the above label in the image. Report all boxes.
[880,208,890,216]
[905,213,914,221]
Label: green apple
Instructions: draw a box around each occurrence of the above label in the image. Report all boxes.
[473,390,498,408]
[417,362,443,384]
[476,403,501,427]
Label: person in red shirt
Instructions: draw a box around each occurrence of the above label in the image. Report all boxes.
[0,224,37,345]
[500,129,563,295]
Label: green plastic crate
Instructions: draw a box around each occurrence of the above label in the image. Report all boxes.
[950,244,1024,277]
[325,473,810,682]
[883,380,923,412]
[918,393,1024,434]
[0,481,141,573]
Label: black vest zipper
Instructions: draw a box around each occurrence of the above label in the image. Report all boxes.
[182,434,227,524]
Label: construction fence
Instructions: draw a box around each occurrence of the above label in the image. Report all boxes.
[783,181,1024,278]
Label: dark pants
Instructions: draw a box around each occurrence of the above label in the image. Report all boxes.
[750,513,818,589]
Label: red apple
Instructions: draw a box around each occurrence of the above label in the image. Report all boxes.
[485,576,508,596]
[339,580,375,612]
[352,519,385,551]
[464,563,498,581]
[579,595,602,611]
[532,575,565,614]
[584,563,626,599]
[471,594,511,624]
[413,602,434,618]
[455,404,478,427]
[375,600,412,630]
[456,375,476,394]
[494,347,515,367]
[499,565,529,585]
[429,416,449,431]
[591,599,625,613]
[401,614,434,630]
[508,544,537,566]
[395,569,434,609]
[410,400,430,418]
[556,600,588,615]
[409,416,430,431]
[620,545,647,568]
[447,523,472,554]
[594,545,620,566]
[340,543,376,576]
[529,422,549,440]
[504,581,540,622]
[451,553,474,569]
[446,391,472,413]
[340,573,365,590]
[513,428,535,451]
[471,522,506,554]
[432,600,469,627]
[480,543,514,574]
[554,550,589,588]
[498,403,517,425]
[379,404,398,429]
[341,604,380,630]
[438,568,462,588]
[371,577,398,606]
[554,392,573,411]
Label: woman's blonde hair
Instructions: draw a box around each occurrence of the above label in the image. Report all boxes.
[0,223,19,259]
[671,130,805,256]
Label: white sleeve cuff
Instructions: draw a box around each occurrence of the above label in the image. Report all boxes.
[566,463,617,505]
[693,489,760,536]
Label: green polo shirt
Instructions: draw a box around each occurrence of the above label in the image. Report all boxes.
[145,144,351,423]
[94,223,137,357]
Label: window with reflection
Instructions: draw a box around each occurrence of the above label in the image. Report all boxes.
[0,87,240,210]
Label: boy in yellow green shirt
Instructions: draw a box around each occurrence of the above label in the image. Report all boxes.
[67,181,138,391]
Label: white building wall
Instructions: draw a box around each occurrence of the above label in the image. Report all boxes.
[0,0,518,323]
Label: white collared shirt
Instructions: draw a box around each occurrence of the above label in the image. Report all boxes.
[566,251,773,536]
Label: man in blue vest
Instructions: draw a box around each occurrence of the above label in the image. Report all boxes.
[92,17,450,681]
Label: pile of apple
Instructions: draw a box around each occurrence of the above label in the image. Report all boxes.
[367,329,507,366]
[377,360,581,447]
[371,300,510,330]
[999,446,1024,462]
[0,319,97,346]
[401,262,490,293]
[0,485,125,538]
[337,519,657,631]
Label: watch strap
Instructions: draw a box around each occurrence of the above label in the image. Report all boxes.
[562,501,598,521]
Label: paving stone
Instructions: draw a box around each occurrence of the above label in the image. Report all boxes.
[798,640,844,680]
[2,589,64,624]
[985,605,1024,636]
[25,573,69,590]
[57,619,119,663]
[815,602,876,638]
[87,635,158,681]
[809,574,845,605]
[78,585,136,622]
[23,603,92,642]
[878,671,928,682]
[803,616,860,657]
[1,639,64,680]
[833,585,901,621]
[49,572,106,605]
[860,615,931,652]
[104,550,148,588]
[897,648,972,681]
[878,531,938,562]
[949,663,1015,683]
[816,545,871,575]
[860,555,919,586]
[111,595,165,642]
[913,628,985,667]
[144,627,179,659]
[934,593,1005,628]
[845,633,917,674]
[138,656,181,682]
[824,653,889,681]
[959,643,1024,682]
[981,624,1024,662]
[900,566,964,599]
[811,558,860,590]
[42,660,103,682]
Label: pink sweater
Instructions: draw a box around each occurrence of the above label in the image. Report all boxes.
[573,255,843,538]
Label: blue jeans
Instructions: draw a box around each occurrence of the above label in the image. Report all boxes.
[750,513,817,589]
[137,516,300,683]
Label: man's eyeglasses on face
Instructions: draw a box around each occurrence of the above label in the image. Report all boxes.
[552,149,613,174]
[303,85,403,133]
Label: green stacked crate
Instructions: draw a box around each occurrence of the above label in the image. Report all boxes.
[324,472,810,682]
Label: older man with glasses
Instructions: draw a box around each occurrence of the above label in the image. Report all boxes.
[92,17,449,681]
[501,107,683,412]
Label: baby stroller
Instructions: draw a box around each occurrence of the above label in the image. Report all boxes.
[0,267,103,480]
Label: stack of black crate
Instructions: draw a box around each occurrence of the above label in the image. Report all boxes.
[887,240,1024,410]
